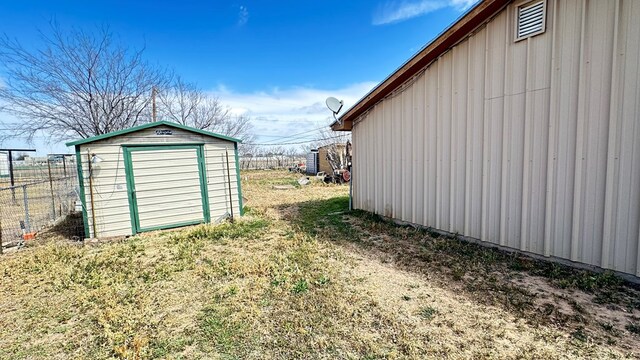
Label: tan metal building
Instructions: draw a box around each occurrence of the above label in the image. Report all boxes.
[67,121,243,238]
[333,0,640,277]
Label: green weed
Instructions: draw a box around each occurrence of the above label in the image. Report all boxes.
[419,306,437,321]
[315,274,330,286]
[199,305,244,355]
[292,279,309,294]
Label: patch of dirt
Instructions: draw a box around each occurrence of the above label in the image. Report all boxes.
[345,253,626,358]
[243,170,640,358]
[339,213,640,356]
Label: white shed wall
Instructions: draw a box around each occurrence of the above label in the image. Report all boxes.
[77,125,241,238]
[352,0,640,276]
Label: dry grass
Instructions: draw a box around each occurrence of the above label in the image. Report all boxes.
[0,170,638,359]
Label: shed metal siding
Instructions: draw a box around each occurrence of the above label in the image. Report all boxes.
[77,125,240,238]
[351,0,640,276]
[306,151,318,175]
[130,148,205,230]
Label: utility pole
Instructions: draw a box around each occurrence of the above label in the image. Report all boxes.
[152,86,157,122]
[0,148,36,202]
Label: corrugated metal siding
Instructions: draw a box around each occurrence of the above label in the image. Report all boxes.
[78,125,240,238]
[131,148,204,229]
[306,151,318,175]
[352,0,640,276]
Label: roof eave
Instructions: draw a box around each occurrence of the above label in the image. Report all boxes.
[330,119,353,132]
[332,0,510,132]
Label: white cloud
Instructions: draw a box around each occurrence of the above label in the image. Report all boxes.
[212,81,377,144]
[238,5,249,26]
[373,0,478,25]
[0,76,376,150]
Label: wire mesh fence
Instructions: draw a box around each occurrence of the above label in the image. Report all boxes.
[0,156,83,253]
[239,155,305,170]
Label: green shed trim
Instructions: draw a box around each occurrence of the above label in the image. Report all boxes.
[196,145,211,223]
[122,144,211,235]
[65,121,242,147]
[122,147,138,235]
[137,220,207,233]
[234,142,244,216]
[74,146,90,238]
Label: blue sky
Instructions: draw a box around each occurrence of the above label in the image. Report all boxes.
[0,0,477,154]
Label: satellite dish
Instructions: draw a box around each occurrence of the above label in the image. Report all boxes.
[326,97,343,115]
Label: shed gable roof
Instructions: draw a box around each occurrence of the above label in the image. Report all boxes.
[331,0,510,131]
[65,121,242,147]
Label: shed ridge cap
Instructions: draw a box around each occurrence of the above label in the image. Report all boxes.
[65,120,242,147]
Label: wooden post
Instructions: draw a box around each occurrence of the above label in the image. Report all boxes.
[152,86,157,122]
[0,217,3,255]
[87,150,98,237]
[225,149,234,222]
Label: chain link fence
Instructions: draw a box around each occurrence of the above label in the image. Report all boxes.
[0,156,83,253]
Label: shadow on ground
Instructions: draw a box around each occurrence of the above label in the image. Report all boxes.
[276,195,640,351]
[41,211,85,241]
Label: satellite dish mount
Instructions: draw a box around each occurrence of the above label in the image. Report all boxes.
[325,97,344,125]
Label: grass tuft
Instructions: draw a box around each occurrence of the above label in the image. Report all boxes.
[419,306,437,321]
[292,279,309,294]
[626,323,640,335]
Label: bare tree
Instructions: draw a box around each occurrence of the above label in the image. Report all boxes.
[158,76,255,143]
[157,76,227,128]
[311,126,350,150]
[0,24,169,141]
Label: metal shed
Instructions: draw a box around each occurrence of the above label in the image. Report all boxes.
[66,121,243,238]
[306,150,319,175]
[332,0,640,278]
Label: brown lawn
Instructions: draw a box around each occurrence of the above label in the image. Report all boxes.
[0,170,638,359]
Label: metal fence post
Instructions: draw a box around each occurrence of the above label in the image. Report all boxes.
[22,184,30,233]
[47,160,56,220]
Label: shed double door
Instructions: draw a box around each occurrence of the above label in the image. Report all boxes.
[124,145,210,233]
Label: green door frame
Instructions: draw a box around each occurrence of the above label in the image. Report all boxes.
[123,144,211,234]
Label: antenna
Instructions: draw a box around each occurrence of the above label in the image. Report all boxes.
[325,97,344,124]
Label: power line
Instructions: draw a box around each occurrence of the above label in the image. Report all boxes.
[253,130,325,144]
[251,123,340,145]
[244,134,347,146]
[256,125,328,140]
[250,118,329,124]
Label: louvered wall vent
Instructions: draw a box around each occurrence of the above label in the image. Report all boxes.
[516,1,546,40]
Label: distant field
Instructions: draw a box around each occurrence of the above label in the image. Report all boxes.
[0,170,638,359]
[0,163,73,186]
